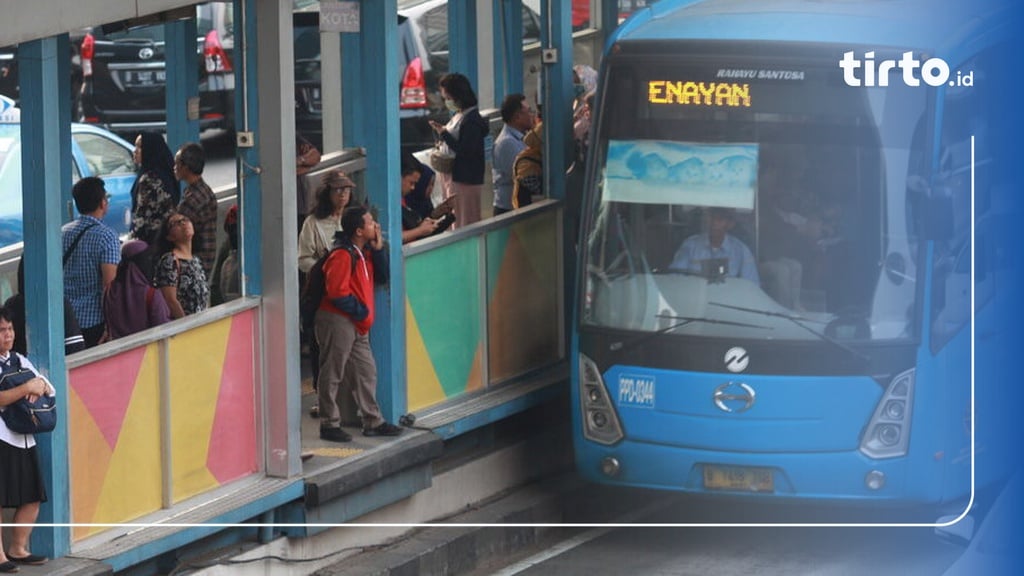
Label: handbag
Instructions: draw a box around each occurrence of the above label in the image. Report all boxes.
[430,139,456,174]
[0,358,57,435]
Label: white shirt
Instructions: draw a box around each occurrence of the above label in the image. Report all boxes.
[0,351,55,448]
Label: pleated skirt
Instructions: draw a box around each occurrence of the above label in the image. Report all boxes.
[0,440,48,508]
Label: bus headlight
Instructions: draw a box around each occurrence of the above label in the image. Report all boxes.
[860,369,914,458]
[579,353,624,445]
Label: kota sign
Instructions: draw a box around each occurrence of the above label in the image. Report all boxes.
[320,1,360,33]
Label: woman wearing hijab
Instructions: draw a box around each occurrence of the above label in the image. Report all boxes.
[429,73,487,228]
[103,240,171,339]
[130,133,179,245]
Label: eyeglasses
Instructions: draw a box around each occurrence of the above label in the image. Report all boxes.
[169,216,191,227]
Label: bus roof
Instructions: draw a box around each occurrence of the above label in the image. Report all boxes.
[610,0,1009,59]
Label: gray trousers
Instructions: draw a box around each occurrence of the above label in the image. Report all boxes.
[314,310,385,429]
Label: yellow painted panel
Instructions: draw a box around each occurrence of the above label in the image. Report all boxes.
[405,298,446,412]
[168,319,230,502]
[92,344,164,528]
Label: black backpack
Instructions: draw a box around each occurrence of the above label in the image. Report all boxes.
[300,243,359,329]
[0,354,57,435]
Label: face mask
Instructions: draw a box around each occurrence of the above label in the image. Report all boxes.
[573,83,586,98]
[444,98,459,112]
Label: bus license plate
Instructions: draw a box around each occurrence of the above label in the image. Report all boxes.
[703,465,774,492]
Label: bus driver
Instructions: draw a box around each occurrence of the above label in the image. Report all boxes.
[668,207,760,284]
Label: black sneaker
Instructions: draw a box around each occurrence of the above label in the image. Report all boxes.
[319,427,352,442]
[363,422,403,437]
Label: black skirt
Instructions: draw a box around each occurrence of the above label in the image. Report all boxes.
[0,440,48,508]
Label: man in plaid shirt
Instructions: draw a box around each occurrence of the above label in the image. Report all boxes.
[61,177,121,348]
[174,142,217,282]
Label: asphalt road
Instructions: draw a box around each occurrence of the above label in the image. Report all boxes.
[471,489,974,576]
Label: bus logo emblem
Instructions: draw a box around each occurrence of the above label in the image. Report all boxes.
[713,382,756,413]
[724,347,749,373]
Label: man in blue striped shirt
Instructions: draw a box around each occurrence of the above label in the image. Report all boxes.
[491,93,535,216]
[62,177,121,347]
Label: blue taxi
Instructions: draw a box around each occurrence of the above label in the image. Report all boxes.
[0,96,137,248]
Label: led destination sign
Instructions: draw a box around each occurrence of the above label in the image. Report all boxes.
[648,80,751,108]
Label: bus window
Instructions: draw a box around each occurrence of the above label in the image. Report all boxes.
[582,50,926,343]
[930,46,1002,351]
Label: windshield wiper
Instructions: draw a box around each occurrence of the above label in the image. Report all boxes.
[609,314,768,353]
[707,301,871,367]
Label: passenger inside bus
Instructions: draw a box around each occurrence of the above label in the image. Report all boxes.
[757,152,844,313]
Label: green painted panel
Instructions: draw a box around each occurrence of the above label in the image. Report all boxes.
[405,238,482,397]
[486,226,510,301]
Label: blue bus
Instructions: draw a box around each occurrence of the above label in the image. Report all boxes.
[571,0,1019,505]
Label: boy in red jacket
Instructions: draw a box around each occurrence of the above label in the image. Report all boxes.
[315,205,403,441]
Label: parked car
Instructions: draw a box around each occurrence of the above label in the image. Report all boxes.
[76,2,234,135]
[0,37,86,118]
[0,106,137,248]
[293,0,542,154]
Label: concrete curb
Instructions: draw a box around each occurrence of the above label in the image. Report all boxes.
[311,478,579,576]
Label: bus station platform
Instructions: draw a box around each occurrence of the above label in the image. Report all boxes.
[27,362,567,576]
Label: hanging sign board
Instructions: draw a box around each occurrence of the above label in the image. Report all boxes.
[320,1,360,33]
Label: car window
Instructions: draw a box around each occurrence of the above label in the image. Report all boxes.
[73,132,135,176]
[295,27,320,60]
[199,2,235,47]
[522,5,541,43]
[422,5,449,56]
[91,24,164,42]
[418,3,541,57]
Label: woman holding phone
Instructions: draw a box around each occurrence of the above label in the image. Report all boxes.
[428,73,487,228]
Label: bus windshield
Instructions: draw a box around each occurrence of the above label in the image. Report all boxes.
[581,50,927,345]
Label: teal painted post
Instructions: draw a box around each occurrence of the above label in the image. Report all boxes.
[540,0,573,202]
[166,18,201,151]
[237,0,262,297]
[600,0,619,46]
[19,37,71,559]
[449,0,479,87]
[58,34,74,223]
[493,0,524,98]
[540,0,574,353]
[359,0,406,423]
[340,32,363,146]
